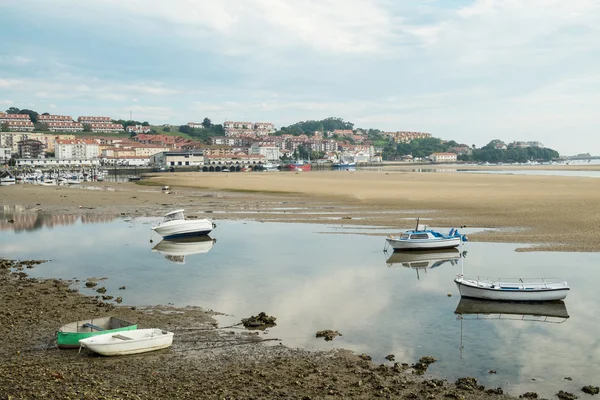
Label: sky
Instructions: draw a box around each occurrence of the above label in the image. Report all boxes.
[0,0,599,156]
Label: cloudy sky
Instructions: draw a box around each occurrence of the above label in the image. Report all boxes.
[1,0,598,155]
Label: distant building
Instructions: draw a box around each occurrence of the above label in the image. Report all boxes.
[77,116,111,124]
[0,147,11,163]
[429,152,457,163]
[45,122,84,133]
[55,139,99,160]
[4,120,35,132]
[151,150,204,168]
[187,122,204,129]
[38,115,74,123]
[0,113,31,123]
[250,143,281,161]
[88,123,124,133]
[17,139,45,159]
[126,125,152,135]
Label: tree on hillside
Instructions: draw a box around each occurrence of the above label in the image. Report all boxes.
[202,118,212,129]
[1,123,8,132]
[34,122,48,131]
[179,125,192,134]
[6,107,20,114]
[279,117,354,136]
[18,109,39,123]
[142,121,150,126]
[83,124,92,133]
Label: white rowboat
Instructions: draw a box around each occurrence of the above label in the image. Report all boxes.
[454,274,570,302]
[79,328,174,356]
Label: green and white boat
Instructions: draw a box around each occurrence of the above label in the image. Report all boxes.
[57,316,137,349]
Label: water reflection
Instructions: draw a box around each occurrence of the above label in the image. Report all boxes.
[0,207,116,232]
[454,298,570,321]
[151,236,216,264]
[385,248,463,280]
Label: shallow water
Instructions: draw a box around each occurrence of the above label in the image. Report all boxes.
[0,210,598,398]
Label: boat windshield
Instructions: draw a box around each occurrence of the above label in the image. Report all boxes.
[410,233,430,240]
[163,212,184,223]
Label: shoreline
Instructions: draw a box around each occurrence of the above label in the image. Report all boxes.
[1,171,598,399]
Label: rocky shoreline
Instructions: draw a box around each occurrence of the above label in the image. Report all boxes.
[2,257,596,399]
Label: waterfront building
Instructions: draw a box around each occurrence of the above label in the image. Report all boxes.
[250,143,281,161]
[150,150,204,168]
[0,147,11,163]
[429,152,458,163]
[55,139,99,160]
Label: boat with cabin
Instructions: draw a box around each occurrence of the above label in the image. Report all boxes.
[385,219,467,251]
[57,316,137,349]
[151,209,216,239]
[78,328,173,356]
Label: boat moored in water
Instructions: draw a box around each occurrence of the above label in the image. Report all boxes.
[454,274,570,302]
[151,209,216,239]
[385,219,467,251]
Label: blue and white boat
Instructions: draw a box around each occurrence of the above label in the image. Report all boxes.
[385,220,467,251]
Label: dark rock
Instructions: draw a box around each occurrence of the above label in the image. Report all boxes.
[413,356,437,375]
[241,312,276,329]
[565,377,573,381]
[582,386,600,395]
[101,295,113,300]
[489,370,497,374]
[96,287,107,294]
[519,393,538,399]
[557,390,578,400]
[359,354,371,361]
[315,330,342,341]
[486,387,503,395]
[455,377,479,391]
[85,281,97,288]
[118,286,126,290]
[385,354,395,362]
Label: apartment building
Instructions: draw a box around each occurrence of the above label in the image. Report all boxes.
[45,122,84,133]
[18,139,45,159]
[55,139,99,160]
[0,113,30,123]
[77,116,111,124]
[151,150,204,168]
[0,147,12,162]
[38,115,74,123]
[4,120,35,132]
[224,121,276,137]
[250,143,281,161]
[88,123,124,133]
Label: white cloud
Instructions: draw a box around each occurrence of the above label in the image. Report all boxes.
[0,79,20,88]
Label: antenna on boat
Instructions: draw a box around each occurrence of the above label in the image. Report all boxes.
[415,217,420,231]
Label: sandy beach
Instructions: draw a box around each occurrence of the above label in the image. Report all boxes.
[1,168,598,399]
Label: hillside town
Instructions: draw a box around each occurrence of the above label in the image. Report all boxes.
[0,109,548,170]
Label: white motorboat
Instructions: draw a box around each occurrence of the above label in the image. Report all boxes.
[151,209,216,239]
[385,220,467,251]
[454,274,570,302]
[78,328,174,356]
[152,235,216,264]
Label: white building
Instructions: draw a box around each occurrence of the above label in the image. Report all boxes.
[150,150,204,168]
[55,139,99,160]
[16,158,101,167]
[429,152,457,163]
[0,147,11,163]
[250,143,281,161]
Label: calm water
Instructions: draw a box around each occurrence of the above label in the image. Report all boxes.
[1,210,599,398]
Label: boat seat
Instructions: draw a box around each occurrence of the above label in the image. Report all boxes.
[112,334,133,340]
[82,323,105,331]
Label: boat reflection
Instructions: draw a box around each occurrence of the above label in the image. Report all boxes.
[385,248,463,280]
[454,298,569,359]
[454,298,570,322]
[151,235,216,264]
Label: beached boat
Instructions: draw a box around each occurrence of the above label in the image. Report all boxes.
[152,235,216,264]
[57,316,137,349]
[78,328,174,356]
[454,274,570,301]
[285,160,311,171]
[128,176,142,181]
[385,219,467,251]
[151,209,216,239]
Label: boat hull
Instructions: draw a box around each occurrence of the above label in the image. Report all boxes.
[455,278,570,301]
[386,237,461,250]
[79,328,174,356]
[152,219,214,239]
[57,317,137,349]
